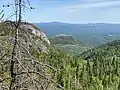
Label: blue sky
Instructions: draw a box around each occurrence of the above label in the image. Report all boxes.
[1,0,120,23]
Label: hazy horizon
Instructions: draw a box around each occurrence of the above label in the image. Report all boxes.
[34,21,120,24]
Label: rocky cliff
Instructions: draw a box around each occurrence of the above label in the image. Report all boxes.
[0,22,54,90]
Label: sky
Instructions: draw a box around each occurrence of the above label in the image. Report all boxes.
[0,0,120,23]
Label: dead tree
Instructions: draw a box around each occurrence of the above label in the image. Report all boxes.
[0,0,61,90]
[9,0,56,90]
[0,10,4,21]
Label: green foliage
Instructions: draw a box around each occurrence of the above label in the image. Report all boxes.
[49,35,84,45]
[49,35,92,56]
[80,40,120,60]
[29,45,120,90]
[55,44,89,56]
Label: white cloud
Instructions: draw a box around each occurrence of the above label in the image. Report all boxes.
[84,0,120,3]
[64,0,120,12]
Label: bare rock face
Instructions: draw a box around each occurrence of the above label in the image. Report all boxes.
[19,24,50,54]
[21,24,50,45]
[0,22,50,55]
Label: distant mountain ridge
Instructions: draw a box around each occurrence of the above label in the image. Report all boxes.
[34,22,120,45]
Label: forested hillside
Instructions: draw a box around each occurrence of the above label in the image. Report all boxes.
[0,22,56,90]
[0,21,120,90]
[81,40,120,60]
[49,35,79,44]
[40,43,120,90]
[49,35,89,55]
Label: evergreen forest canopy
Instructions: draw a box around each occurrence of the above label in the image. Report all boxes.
[0,0,120,90]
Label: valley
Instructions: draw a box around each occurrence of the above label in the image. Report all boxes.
[35,22,120,45]
[0,22,120,90]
